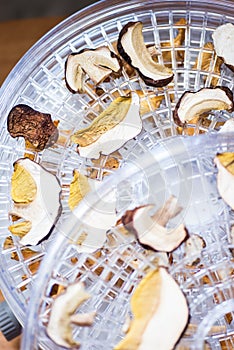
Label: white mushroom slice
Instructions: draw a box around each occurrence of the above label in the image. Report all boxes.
[117,21,174,87]
[71,92,142,159]
[219,118,234,133]
[70,311,96,326]
[47,282,93,348]
[9,158,61,246]
[65,46,120,93]
[184,234,206,266]
[214,152,234,210]
[122,196,187,252]
[114,267,189,350]
[173,87,234,126]
[212,23,234,71]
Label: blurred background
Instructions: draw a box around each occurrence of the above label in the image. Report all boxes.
[0,0,99,85]
[0,0,98,21]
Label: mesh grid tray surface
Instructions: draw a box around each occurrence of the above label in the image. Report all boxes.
[21,133,234,349]
[0,0,233,342]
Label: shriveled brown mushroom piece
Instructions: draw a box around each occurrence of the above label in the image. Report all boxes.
[214,152,234,210]
[212,23,234,72]
[65,46,121,93]
[47,282,95,348]
[9,158,62,246]
[173,87,234,127]
[114,267,189,350]
[121,196,188,252]
[71,91,142,159]
[117,21,174,87]
[7,104,58,151]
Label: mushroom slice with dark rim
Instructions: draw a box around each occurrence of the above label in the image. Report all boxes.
[173,87,234,127]
[65,46,121,93]
[71,91,142,159]
[9,158,62,246]
[117,21,174,87]
[212,23,234,72]
[114,267,189,350]
[47,282,95,348]
[122,196,188,252]
[7,104,59,151]
[214,152,234,210]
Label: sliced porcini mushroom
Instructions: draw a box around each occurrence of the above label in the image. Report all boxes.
[159,18,186,66]
[212,23,234,72]
[122,196,188,252]
[219,118,234,133]
[47,282,95,348]
[114,267,189,350]
[117,21,174,87]
[9,158,62,246]
[193,42,223,87]
[184,234,206,266]
[173,87,234,127]
[71,91,142,159]
[214,152,234,210]
[7,104,58,151]
[65,46,121,93]
[68,170,91,211]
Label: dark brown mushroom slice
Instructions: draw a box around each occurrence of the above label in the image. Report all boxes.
[7,104,58,151]
[117,21,174,87]
[173,87,234,127]
[65,46,121,93]
[212,23,234,72]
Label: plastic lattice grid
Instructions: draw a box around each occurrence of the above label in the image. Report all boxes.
[0,0,233,340]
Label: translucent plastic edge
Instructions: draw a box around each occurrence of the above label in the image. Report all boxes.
[20,131,234,349]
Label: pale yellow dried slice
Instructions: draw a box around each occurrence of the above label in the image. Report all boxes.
[9,158,62,246]
[214,152,234,210]
[68,170,91,210]
[115,267,189,350]
[71,92,142,159]
[8,220,32,237]
[71,95,132,147]
[11,162,37,204]
[193,42,223,86]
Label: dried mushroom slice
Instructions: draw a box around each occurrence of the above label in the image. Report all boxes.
[193,42,223,87]
[173,87,234,127]
[71,92,142,159]
[47,282,95,348]
[9,158,62,246]
[114,267,189,350]
[117,21,174,87]
[7,104,58,151]
[65,46,121,93]
[219,118,234,133]
[68,170,91,211]
[184,234,206,266]
[122,196,188,252]
[214,152,234,210]
[213,23,234,72]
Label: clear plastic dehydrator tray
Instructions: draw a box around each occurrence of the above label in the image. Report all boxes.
[21,133,234,350]
[0,0,233,347]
